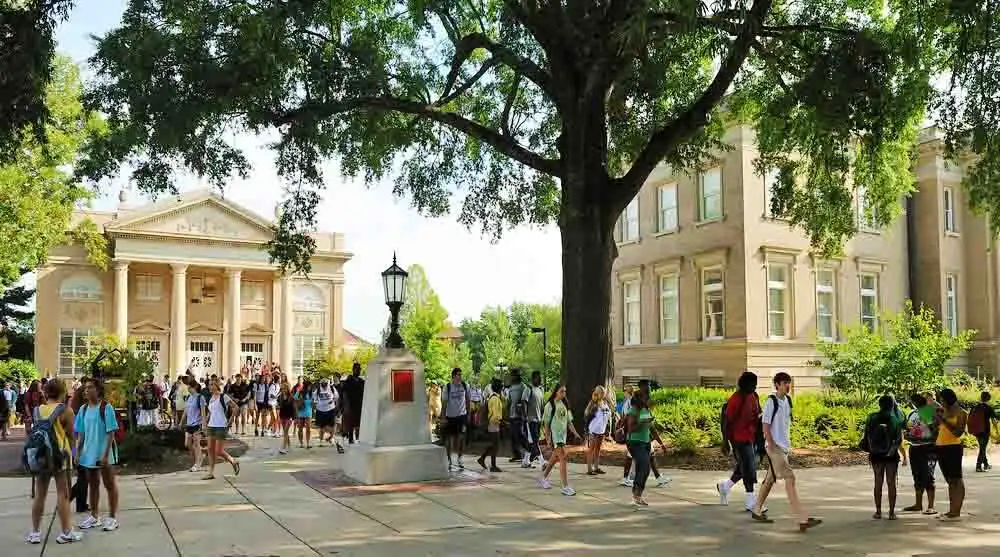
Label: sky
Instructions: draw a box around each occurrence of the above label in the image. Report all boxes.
[49,0,562,342]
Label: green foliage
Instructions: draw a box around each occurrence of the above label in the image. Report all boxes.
[304,344,378,380]
[0,359,39,386]
[80,334,156,408]
[459,303,561,387]
[399,264,452,385]
[817,302,975,402]
[116,429,186,466]
[0,54,108,288]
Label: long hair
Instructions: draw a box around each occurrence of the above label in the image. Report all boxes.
[585,385,605,416]
[737,371,758,395]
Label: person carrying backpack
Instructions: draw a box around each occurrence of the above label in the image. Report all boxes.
[861,395,904,520]
[477,377,505,473]
[440,368,471,471]
[24,379,81,545]
[74,378,122,533]
[967,391,997,472]
[717,371,765,513]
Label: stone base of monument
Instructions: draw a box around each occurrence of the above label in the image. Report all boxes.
[340,347,449,485]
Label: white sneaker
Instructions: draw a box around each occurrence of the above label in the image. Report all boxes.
[189,466,201,472]
[560,486,576,496]
[655,475,673,487]
[456,458,465,470]
[521,455,531,468]
[278,448,288,455]
[102,517,119,531]
[717,481,730,505]
[25,531,41,544]
[78,515,102,529]
[620,477,634,487]
[56,530,83,544]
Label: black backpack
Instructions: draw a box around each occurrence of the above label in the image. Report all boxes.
[862,412,899,457]
[23,404,68,495]
[767,394,792,422]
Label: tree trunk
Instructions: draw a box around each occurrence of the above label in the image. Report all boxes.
[559,181,617,436]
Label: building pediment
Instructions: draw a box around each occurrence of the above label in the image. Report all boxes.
[241,323,274,334]
[129,319,169,333]
[187,321,223,333]
[108,193,274,243]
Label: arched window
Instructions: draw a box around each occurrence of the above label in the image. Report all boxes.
[60,273,103,301]
[293,283,326,311]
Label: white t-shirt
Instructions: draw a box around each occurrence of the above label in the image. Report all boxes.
[762,394,792,451]
[267,384,279,405]
[588,402,611,435]
[469,386,483,403]
[207,395,230,428]
[315,386,338,413]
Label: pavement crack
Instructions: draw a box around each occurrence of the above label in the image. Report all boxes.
[144,478,182,557]
[225,476,325,556]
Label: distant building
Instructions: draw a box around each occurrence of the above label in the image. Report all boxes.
[610,126,993,388]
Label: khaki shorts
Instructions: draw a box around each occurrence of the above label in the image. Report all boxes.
[766,446,795,480]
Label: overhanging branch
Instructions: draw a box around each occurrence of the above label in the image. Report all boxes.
[275,97,559,175]
[614,0,774,205]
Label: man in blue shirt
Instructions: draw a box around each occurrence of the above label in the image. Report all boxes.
[74,379,121,532]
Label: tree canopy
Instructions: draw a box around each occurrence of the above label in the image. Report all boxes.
[0,54,108,288]
[399,264,453,384]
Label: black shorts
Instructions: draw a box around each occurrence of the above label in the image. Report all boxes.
[316,410,336,428]
[444,415,467,436]
[185,425,201,435]
[908,443,937,490]
[936,444,963,480]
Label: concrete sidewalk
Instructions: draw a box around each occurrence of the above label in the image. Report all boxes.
[3,435,1000,556]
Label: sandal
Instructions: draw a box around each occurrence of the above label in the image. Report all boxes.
[901,505,922,513]
[872,512,882,520]
[201,474,215,481]
[799,517,823,532]
[587,470,597,476]
[594,468,606,474]
[231,460,240,477]
[888,512,897,520]
[922,508,937,515]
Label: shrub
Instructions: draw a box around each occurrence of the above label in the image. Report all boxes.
[0,359,39,385]
[116,429,186,465]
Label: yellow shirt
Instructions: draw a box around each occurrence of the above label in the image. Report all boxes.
[936,409,966,446]
[487,394,503,427]
[37,402,72,454]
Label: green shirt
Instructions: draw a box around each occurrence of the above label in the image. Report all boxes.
[627,408,652,443]
[541,400,573,445]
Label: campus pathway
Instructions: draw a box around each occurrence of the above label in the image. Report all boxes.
[2,434,1000,556]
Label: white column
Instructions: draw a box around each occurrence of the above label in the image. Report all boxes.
[279,274,294,373]
[226,268,242,377]
[113,260,129,343]
[170,264,188,377]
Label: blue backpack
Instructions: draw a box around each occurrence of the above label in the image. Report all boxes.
[23,404,68,494]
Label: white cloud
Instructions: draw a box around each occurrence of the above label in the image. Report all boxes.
[57,5,562,342]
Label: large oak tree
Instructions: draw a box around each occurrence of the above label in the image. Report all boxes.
[79,0,998,421]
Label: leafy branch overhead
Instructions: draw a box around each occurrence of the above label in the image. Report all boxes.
[81,0,1000,271]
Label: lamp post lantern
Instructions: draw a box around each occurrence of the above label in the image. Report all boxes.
[381,253,409,349]
[530,326,547,387]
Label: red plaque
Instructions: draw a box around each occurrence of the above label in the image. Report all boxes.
[391,369,414,402]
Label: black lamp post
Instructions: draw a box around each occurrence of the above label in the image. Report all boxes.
[530,327,547,386]
[381,253,409,349]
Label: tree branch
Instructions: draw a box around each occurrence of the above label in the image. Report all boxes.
[500,74,522,137]
[614,0,773,204]
[438,58,500,106]
[275,97,559,175]
[447,32,556,100]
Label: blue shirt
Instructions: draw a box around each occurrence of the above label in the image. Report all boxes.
[295,392,313,418]
[74,403,119,468]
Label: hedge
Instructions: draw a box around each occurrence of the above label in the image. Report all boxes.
[645,387,996,452]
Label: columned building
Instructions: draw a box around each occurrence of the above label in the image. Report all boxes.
[35,190,352,378]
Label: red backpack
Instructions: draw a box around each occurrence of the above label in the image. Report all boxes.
[967,404,988,436]
[81,402,127,444]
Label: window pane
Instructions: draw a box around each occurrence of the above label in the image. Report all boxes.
[768,265,786,284]
[703,193,722,220]
[768,313,785,337]
[816,269,834,288]
[861,275,876,291]
[703,269,723,287]
[768,288,785,313]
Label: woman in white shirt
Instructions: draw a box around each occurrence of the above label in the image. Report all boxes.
[200,379,239,480]
[584,386,612,475]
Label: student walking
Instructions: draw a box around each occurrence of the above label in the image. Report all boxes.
[183,381,205,472]
[585,385,611,475]
[75,379,121,532]
[506,370,529,464]
[201,380,240,480]
[934,388,967,521]
[902,392,938,515]
[717,371,764,513]
[254,374,269,436]
[276,379,296,454]
[441,368,471,470]
[25,379,81,545]
[968,391,997,472]
[861,395,904,520]
[625,390,667,507]
[619,380,671,487]
[522,371,545,467]
[314,379,343,452]
[751,372,821,532]
[477,378,504,473]
[538,384,583,496]
[294,380,314,449]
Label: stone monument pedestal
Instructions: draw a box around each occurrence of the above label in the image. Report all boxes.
[341,347,449,485]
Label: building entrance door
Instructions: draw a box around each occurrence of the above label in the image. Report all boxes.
[240,340,268,374]
[187,338,218,379]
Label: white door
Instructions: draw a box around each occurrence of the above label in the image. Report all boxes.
[240,340,267,374]
[187,339,217,379]
[135,338,164,376]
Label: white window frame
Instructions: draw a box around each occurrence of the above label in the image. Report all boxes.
[135,274,162,302]
[702,267,725,340]
[943,187,957,233]
[59,328,95,376]
[659,274,679,344]
[945,274,958,336]
[766,264,790,339]
[815,268,837,341]
[860,273,879,331]
[59,274,103,301]
[622,279,641,346]
[623,198,640,242]
[857,186,877,231]
[657,184,678,233]
[293,335,325,373]
[763,167,780,218]
[699,167,723,221]
[240,280,266,309]
[189,275,218,304]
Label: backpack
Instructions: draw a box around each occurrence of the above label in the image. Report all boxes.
[767,394,792,423]
[445,382,469,410]
[81,401,127,444]
[22,404,68,489]
[202,393,232,420]
[968,404,989,435]
[861,412,898,457]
